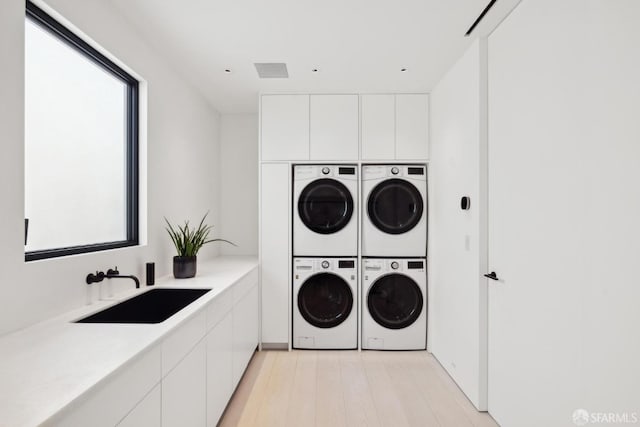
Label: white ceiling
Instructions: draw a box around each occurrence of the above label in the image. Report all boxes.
[111,0,495,114]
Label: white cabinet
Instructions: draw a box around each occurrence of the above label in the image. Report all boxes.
[232,279,259,387]
[50,346,162,427]
[206,288,232,330]
[261,92,428,161]
[30,262,258,427]
[310,95,359,160]
[261,95,309,160]
[361,93,429,160]
[260,163,290,345]
[361,94,395,160]
[206,311,233,426]
[118,385,161,427]
[158,272,257,427]
[205,271,257,426]
[396,94,429,160]
[161,311,206,377]
[162,341,207,427]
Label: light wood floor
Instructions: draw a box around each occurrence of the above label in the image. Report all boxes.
[219,350,498,427]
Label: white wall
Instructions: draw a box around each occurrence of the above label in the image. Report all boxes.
[487,0,640,425]
[219,114,259,256]
[429,39,487,410]
[0,0,222,335]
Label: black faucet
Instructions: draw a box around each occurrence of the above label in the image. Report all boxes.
[105,267,140,289]
[86,271,105,285]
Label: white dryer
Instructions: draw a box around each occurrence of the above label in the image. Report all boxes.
[293,257,357,349]
[362,164,427,257]
[293,165,358,256]
[361,258,427,350]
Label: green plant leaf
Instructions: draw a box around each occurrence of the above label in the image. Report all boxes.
[164,212,236,256]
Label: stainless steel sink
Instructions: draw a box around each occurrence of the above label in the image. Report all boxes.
[75,288,211,324]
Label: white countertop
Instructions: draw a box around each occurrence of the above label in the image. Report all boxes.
[0,256,258,427]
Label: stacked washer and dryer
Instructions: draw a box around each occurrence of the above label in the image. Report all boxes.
[292,164,427,350]
[293,165,359,349]
[361,165,428,350]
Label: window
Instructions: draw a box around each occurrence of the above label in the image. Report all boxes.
[25,1,139,261]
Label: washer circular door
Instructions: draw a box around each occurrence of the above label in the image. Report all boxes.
[298,273,353,329]
[367,179,423,234]
[298,179,354,234]
[367,274,423,329]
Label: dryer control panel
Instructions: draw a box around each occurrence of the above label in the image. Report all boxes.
[294,165,358,180]
[362,165,426,180]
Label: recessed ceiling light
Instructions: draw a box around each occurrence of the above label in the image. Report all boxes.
[400,68,408,72]
[224,69,232,73]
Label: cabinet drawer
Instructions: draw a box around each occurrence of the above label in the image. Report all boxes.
[206,288,233,330]
[47,345,161,427]
[162,310,206,377]
[117,384,161,427]
[233,268,258,305]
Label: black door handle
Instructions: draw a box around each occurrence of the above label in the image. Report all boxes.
[484,271,499,281]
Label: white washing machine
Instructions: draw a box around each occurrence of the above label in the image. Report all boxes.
[293,165,358,256]
[361,164,427,257]
[293,257,357,349]
[361,258,427,350]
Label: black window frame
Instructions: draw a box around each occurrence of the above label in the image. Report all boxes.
[25,1,139,261]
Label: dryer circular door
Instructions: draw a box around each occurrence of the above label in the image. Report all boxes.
[367,179,423,235]
[367,274,423,329]
[298,272,353,329]
[298,178,354,234]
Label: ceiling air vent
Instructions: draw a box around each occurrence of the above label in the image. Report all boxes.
[254,63,289,79]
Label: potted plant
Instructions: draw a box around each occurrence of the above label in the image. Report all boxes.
[165,213,235,278]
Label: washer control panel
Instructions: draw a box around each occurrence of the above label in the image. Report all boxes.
[363,259,426,276]
[294,258,357,279]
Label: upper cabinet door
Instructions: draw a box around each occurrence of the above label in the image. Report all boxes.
[261,95,309,161]
[361,94,395,160]
[309,95,359,160]
[396,94,429,160]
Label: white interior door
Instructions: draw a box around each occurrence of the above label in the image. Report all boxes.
[486,2,586,425]
[487,1,640,426]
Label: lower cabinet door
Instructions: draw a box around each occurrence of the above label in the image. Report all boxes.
[118,384,161,427]
[232,284,259,387]
[207,311,233,425]
[162,341,206,427]
[49,346,161,427]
